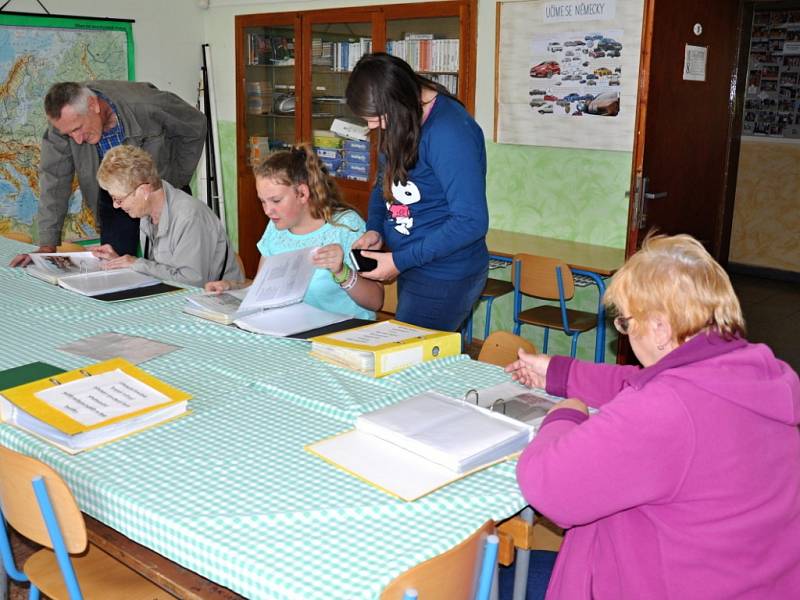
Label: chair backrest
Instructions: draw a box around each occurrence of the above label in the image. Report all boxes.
[235,252,245,276]
[381,520,496,600]
[382,279,399,314]
[1,231,33,244]
[478,331,537,367]
[512,254,575,300]
[0,446,87,553]
[57,242,85,253]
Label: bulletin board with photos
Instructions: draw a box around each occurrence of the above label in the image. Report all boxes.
[743,8,800,139]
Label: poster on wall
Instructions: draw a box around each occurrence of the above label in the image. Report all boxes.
[495,0,643,151]
[0,13,134,243]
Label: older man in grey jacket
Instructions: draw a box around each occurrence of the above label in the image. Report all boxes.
[11,80,206,266]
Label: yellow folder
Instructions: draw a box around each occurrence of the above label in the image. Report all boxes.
[308,319,461,377]
[0,357,190,435]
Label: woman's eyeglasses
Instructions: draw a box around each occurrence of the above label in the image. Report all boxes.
[613,315,633,335]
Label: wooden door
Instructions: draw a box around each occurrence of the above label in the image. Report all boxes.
[627,0,746,259]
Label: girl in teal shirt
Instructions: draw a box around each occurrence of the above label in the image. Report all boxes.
[206,145,383,319]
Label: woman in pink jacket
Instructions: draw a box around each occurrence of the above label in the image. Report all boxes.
[507,234,800,599]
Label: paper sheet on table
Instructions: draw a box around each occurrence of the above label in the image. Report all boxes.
[58,332,180,364]
[35,369,170,427]
[320,320,432,346]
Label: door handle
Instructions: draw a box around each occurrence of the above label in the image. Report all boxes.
[644,192,667,200]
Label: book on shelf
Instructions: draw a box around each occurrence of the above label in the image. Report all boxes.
[25,252,179,300]
[0,358,191,454]
[309,319,461,377]
[184,246,349,336]
[306,390,534,501]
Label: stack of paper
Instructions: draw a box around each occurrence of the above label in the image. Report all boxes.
[309,320,461,377]
[307,391,533,500]
[0,358,191,454]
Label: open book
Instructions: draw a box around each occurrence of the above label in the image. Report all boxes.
[26,252,171,299]
[0,358,191,454]
[185,246,349,336]
[309,320,461,377]
[306,391,534,501]
[183,288,250,325]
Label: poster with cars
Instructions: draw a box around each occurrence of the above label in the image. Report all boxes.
[527,30,623,119]
[743,9,800,139]
[496,0,643,151]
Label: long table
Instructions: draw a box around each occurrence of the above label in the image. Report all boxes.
[0,237,527,600]
[486,230,626,363]
[486,229,625,277]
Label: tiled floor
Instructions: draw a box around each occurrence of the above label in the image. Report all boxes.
[731,273,800,373]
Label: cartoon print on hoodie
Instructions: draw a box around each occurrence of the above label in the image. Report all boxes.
[388,180,421,235]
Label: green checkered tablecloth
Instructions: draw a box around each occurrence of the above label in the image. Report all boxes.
[0,237,527,600]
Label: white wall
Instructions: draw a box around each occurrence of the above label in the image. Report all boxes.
[8,0,206,104]
[203,0,503,131]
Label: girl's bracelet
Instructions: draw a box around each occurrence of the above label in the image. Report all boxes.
[332,264,351,284]
[340,268,358,291]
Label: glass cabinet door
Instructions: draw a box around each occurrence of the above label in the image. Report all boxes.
[243,24,297,165]
[385,16,462,100]
[308,18,372,183]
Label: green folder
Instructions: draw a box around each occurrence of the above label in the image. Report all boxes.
[0,362,66,391]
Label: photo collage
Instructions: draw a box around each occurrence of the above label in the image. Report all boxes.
[744,9,800,138]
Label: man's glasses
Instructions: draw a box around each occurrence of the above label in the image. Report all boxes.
[613,315,633,335]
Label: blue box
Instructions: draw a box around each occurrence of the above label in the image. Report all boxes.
[320,157,342,172]
[315,147,341,159]
[343,139,369,152]
[342,150,369,164]
[339,162,369,175]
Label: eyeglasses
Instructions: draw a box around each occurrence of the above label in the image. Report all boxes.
[613,315,633,335]
[110,187,137,204]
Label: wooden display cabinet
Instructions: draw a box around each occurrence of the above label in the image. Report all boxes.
[235,1,476,276]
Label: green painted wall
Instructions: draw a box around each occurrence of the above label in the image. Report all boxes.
[486,142,631,247]
[219,120,239,249]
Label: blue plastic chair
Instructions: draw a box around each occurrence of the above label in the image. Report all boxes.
[382,520,499,600]
[0,446,171,600]
[512,253,598,359]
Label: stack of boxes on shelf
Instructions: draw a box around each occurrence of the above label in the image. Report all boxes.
[246,80,273,115]
[312,119,371,182]
[339,139,370,181]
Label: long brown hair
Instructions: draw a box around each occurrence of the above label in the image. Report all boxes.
[253,144,356,225]
[345,53,458,201]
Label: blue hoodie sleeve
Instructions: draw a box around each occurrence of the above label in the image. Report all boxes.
[391,113,488,272]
